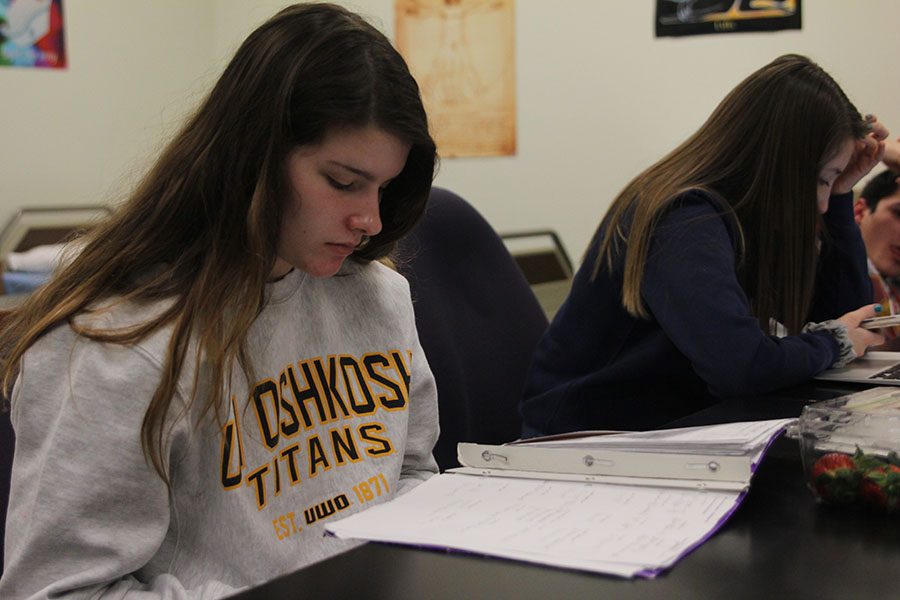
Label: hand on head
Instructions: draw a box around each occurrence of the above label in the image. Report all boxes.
[837,303,886,356]
[832,115,889,195]
[883,136,900,174]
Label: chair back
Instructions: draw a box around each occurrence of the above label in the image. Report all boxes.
[397,188,549,470]
[500,230,573,320]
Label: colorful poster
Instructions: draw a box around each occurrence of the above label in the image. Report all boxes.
[0,0,66,68]
[656,0,801,37]
[396,0,516,158]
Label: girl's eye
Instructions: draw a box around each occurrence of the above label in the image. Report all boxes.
[818,178,830,187]
[327,176,354,191]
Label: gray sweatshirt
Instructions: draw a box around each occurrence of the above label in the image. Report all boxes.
[0,262,439,599]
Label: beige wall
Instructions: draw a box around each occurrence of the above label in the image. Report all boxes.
[3,1,899,264]
[2,1,217,223]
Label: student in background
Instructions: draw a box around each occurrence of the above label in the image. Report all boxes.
[0,4,438,598]
[522,54,888,437]
[855,168,900,339]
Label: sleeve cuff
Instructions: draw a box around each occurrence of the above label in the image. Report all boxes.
[802,320,856,368]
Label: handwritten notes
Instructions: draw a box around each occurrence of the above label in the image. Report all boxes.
[327,419,794,578]
[326,472,742,578]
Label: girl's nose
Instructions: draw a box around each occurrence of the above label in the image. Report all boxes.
[349,189,383,236]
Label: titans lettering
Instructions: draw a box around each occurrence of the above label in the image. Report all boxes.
[220,350,411,508]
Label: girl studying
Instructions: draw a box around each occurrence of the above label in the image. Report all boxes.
[0,4,439,598]
[522,54,889,437]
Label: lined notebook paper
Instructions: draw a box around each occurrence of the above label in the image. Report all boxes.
[326,418,792,578]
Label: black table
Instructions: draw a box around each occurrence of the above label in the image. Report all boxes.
[230,383,900,600]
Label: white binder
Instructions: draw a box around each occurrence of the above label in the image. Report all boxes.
[453,418,794,492]
[327,418,795,579]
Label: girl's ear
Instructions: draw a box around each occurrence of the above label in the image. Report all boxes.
[853,197,870,225]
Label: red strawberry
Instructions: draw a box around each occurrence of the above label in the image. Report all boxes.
[861,464,900,512]
[810,453,859,505]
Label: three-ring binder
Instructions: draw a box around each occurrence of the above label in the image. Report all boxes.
[455,442,754,491]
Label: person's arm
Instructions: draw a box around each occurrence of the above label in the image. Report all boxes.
[397,335,439,492]
[808,191,873,321]
[808,118,892,320]
[395,287,439,493]
[0,327,233,600]
[640,196,839,398]
[882,136,900,172]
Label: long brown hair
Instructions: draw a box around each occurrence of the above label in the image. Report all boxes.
[0,3,436,482]
[596,54,865,334]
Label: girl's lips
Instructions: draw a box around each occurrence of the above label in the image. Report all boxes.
[327,242,357,256]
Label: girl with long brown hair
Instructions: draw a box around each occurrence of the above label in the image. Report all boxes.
[0,4,438,597]
[522,54,887,437]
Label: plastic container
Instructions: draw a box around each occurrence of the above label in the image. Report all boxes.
[797,387,900,514]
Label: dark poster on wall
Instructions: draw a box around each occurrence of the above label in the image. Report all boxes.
[656,0,801,37]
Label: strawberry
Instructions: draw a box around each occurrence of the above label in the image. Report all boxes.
[810,452,860,505]
[860,464,900,513]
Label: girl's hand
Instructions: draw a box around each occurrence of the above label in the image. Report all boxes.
[837,304,885,357]
[883,136,900,173]
[832,115,889,195]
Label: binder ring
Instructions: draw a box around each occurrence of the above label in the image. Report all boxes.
[582,455,614,467]
[481,450,508,463]
[685,461,721,472]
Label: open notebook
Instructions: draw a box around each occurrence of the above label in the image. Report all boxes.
[326,419,792,579]
[815,351,900,385]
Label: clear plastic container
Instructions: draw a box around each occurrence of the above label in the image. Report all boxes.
[797,387,900,514]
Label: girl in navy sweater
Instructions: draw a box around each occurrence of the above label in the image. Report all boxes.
[522,54,888,436]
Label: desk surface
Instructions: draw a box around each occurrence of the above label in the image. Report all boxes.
[231,383,899,600]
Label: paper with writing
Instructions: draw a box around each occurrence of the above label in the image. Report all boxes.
[326,471,742,578]
[326,418,790,578]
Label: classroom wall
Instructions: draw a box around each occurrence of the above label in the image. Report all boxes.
[3,1,899,266]
[2,0,218,222]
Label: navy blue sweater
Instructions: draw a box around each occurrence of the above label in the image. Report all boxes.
[521,191,871,434]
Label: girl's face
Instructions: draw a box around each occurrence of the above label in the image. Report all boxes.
[273,125,411,279]
[817,137,856,214]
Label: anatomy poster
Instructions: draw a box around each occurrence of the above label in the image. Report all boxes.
[656,0,801,37]
[396,0,516,157]
[0,0,66,68]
